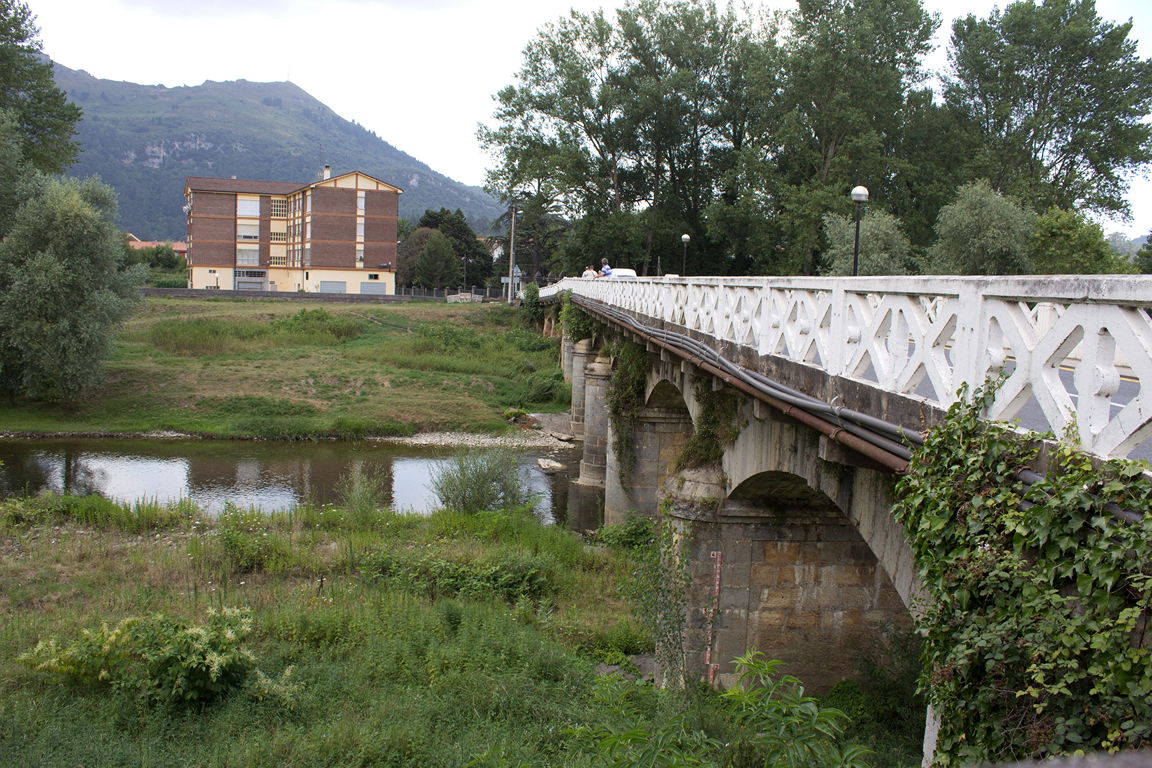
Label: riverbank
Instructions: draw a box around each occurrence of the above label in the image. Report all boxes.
[0,298,569,440]
[0,495,648,766]
[0,425,575,450]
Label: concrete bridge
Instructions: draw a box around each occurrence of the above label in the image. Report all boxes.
[540,275,1152,699]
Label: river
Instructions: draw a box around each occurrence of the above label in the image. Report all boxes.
[0,438,598,527]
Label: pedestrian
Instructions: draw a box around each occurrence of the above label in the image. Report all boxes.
[581,265,597,278]
[597,258,612,278]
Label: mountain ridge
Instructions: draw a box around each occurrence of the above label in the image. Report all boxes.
[52,63,503,239]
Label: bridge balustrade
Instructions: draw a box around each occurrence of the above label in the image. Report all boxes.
[542,275,1152,459]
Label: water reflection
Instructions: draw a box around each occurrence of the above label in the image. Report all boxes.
[0,439,580,521]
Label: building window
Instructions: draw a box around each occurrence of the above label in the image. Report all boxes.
[356,218,364,239]
[356,244,364,265]
[368,273,379,280]
[236,270,266,278]
[269,255,286,266]
[305,192,311,213]
[270,198,287,217]
[236,197,259,217]
[303,246,311,267]
[236,246,259,266]
[237,222,260,241]
[357,191,365,212]
[269,231,287,243]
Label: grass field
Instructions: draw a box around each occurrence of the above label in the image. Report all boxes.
[0,298,569,438]
[0,493,922,767]
[0,493,651,767]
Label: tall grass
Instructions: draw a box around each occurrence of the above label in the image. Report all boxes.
[147,309,363,356]
[0,493,199,531]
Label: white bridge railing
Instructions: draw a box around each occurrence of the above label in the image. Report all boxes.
[542,275,1152,459]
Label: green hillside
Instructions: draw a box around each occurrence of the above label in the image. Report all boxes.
[52,63,503,240]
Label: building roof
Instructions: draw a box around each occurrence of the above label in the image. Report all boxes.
[128,239,187,252]
[185,171,404,196]
[185,177,303,195]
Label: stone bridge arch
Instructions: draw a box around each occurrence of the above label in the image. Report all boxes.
[567,338,920,692]
[664,392,919,691]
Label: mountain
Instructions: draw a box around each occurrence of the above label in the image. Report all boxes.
[51,63,504,240]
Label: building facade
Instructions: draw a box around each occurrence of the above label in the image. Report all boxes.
[185,168,402,294]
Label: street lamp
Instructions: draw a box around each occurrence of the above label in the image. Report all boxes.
[681,233,690,275]
[850,185,869,277]
[506,201,521,305]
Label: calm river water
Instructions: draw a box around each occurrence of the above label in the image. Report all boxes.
[0,438,593,526]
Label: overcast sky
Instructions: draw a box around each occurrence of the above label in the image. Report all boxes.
[28,0,1152,238]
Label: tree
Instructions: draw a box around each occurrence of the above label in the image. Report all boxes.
[944,0,1152,217]
[772,0,938,272]
[413,230,461,289]
[417,208,491,286]
[1132,230,1152,274]
[820,209,914,276]
[396,226,436,288]
[928,180,1036,274]
[1029,207,1134,274]
[0,176,142,403]
[0,0,81,173]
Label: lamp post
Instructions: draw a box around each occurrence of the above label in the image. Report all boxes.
[506,202,520,305]
[850,185,868,277]
[681,233,690,275]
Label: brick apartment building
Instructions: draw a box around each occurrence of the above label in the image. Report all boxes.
[184,167,402,294]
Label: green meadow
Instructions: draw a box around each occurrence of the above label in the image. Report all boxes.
[0,298,569,438]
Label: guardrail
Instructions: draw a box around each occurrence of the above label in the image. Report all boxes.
[542,275,1152,459]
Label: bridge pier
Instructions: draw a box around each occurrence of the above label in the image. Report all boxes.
[560,332,574,382]
[672,491,911,693]
[568,339,595,441]
[577,353,612,488]
[605,405,693,524]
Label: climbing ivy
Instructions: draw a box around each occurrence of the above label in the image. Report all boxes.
[559,290,596,341]
[617,505,692,688]
[893,383,1152,766]
[606,340,648,482]
[675,381,742,471]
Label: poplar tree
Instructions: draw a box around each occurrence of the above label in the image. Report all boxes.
[0,0,81,173]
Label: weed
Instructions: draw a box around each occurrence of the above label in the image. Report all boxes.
[19,607,257,708]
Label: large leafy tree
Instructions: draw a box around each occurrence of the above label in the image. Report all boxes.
[481,0,765,276]
[0,175,142,403]
[0,0,81,173]
[945,0,1152,216]
[772,0,937,273]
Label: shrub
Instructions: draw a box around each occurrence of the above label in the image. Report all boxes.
[594,515,654,551]
[360,549,560,602]
[429,449,534,513]
[19,607,257,708]
[521,282,543,323]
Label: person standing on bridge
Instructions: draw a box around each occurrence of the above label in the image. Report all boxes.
[597,258,612,278]
[581,265,597,278]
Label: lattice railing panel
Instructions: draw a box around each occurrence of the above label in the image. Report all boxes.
[541,275,1152,458]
